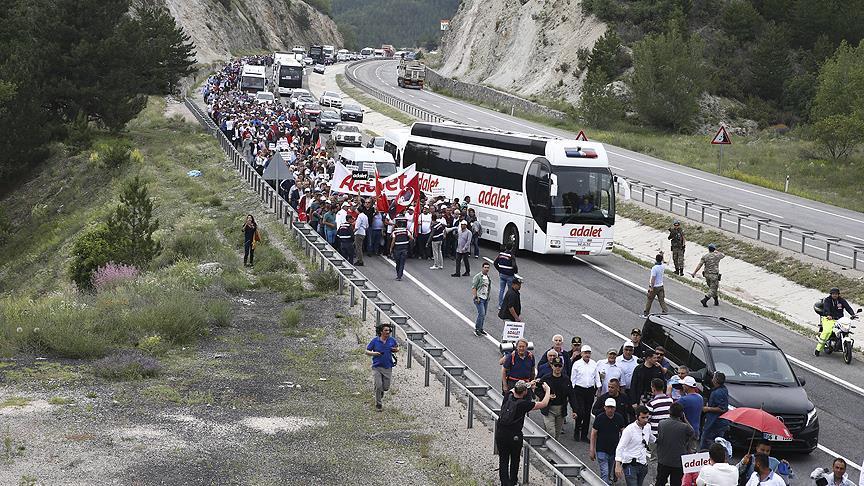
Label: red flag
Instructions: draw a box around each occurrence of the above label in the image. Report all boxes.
[375,171,389,212]
[315,137,322,151]
[412,196,421,236]
[297,194,307,222]
[392,172,419,218]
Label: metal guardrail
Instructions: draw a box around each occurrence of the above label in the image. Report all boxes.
[615,178,864,269]
[341,60,864,271]
[183,96,603,486]
[344,59,459,124]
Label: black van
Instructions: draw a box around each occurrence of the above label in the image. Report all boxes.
[641,314,819,453]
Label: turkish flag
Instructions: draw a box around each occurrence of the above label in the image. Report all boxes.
[375,171,389,212]
[391,172,419,218]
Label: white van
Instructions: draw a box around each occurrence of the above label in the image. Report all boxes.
[339,147,398,177]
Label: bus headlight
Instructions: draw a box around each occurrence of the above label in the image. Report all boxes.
[550,239,561,248]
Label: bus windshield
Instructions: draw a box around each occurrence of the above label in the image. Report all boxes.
[550,167,614,225]
[242,75,265,91]
[278,65,303,87]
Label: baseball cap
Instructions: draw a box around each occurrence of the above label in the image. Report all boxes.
[581,345,592,353]
[513,380,529,393]
[673,220,680,225]
[571,336,582,345]
[631,328,641,335]
[623,340,635,349]
[708,243,716,250]
[830,287,840,294]
[607,348,618,355]
[460,220,467,225]
[550,357,563,367]
[604,398,617,407]
[681,376,697,387]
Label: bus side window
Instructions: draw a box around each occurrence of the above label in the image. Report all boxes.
[383,141,398,165]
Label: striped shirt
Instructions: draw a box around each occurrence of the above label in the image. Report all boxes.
[646,393,674,437]
[392,228,410,249]
[431,221,445,242]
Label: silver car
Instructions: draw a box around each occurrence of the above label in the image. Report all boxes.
[332,123,363,146]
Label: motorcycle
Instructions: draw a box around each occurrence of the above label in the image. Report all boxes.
[813,301,860,364]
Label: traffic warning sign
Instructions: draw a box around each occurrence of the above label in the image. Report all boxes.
[576,130,588,142]
[711,126,732,145]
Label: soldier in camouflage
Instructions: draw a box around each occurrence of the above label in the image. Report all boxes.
[668,220,686,275]
[691,243,725,307]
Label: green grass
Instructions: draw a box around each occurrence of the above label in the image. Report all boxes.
[617,202,864,306]
[0,396,31,408]
[48,397,73,405]
[336,74,417,126]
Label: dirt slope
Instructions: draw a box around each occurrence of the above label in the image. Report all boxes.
[439,0,606,104]
[163,0,343,64]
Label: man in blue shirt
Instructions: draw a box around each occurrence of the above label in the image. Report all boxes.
[700,371,730,449]
[365,324,400,410]
[677,376,704,438]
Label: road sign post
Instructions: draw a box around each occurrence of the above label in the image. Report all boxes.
[711,126,732,174]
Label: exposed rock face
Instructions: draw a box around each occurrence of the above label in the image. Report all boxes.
[162,0,343,64]
[438,0,606,105]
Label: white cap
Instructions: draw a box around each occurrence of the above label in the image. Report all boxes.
[581,345,592,353]
[604,398,617,407]
[681,376,697,387]
[623,340,635,349]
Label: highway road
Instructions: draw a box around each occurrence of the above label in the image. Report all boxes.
[349,60,864,268]
[297,63,864,477]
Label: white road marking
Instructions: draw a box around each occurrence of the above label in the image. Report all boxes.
[581,310,860,470]
[610,150,864,225]
[738,204,784,219]
[575,257,864,398]
[846,234,864,243]
[661,181,692,192]
[448,110,458,115]
[467,117,479,123]
[430,103,440,108]
[611,166,625,172]
[379,256,501,346]
[421,89,560,137]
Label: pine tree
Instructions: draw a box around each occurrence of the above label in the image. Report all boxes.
[134,2,196,94]
[106,177,161,269]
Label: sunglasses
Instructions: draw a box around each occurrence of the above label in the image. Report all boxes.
[552,363,563,367]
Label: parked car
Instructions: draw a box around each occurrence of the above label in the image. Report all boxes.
[302,56,314,66]
[289,89,312,108]
[254,91,275,104]
[340,103,364,123]
[332,123,363,146]
[313,63,326,74]
[293,95,317,110]
[366,136,385,149]
[319,91,343,109]
[316,109,341,132]
[641,314,819,453]
[302,103,323,121]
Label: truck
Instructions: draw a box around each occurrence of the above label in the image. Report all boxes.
[323,45,335,63]
[309,44,324,63]
[239,64,267,92]
[396,59,426,89]
[381,44,395,58]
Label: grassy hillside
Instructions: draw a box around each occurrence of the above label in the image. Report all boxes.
[332,0,459,49]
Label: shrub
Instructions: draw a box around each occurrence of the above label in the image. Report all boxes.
[137,334,168,355]
[94,139,133,169]
[281,306,302,330]
[68,223,115,290]
[219,270,250,294]
[91,262,140,292]
[131,291,209,344]
[251,244,292,273]
[92,351,161,380]
[258,271,304,293]
[309,268,339,293]
[106,176,161,268]
[205,299,233,327]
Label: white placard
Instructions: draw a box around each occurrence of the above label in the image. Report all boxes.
[502,321,524,342]
[681,452,711,474]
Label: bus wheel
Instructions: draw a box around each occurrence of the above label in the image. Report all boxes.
[502,224,519,253]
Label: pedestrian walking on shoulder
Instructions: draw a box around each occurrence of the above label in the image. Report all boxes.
[365,324,399,410]
[655,403,697,486]
[669,220,686,275]
[536,357,578,438]
[501,338,535,392]
[615,406,655,486]
[571,345,601,442]
[337,214,355,264]
[591,397,628,486]
[243,214,259,267]
[472,262,491,336]
[354,209,368,266]
[691,243,725,307]
[451,220,472,277]
[389,217,413,281]
[493,247,517,310]
[498,278,523,323]
[495,380,551,486]
[644,253,669,317]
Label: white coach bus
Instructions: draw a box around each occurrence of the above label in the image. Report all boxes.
[383,123,615,256]
[239,64,267,93]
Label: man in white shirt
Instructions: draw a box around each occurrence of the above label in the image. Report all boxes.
[335,202,348,227]
[354,209,369,266]
[596,348,623,394]
[745,454,787,486]
[643,253,669,317]
[697,442,739,486]
[571,345,601,442]
[417,206,432,260]
[615,405,654,486]
[616,341,638,391]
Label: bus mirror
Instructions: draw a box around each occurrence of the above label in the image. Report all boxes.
[550,174,559,197]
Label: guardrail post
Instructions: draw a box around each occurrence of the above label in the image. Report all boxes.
[756,221,762,240]
[669,195,674,212]
[406,341,413,369]
[641,186,646,202]
[338,274,344,294]
[467,395,474,429]
[444,375,451,407]
[854,247,861,270]
[522,447,530,484]
[654,191,659,207]
[350,285,356,307]
[424,355,430,387]
[376,308,381,328]
[736,215,742,233]
[362,296,367,320]
[826,241,831,261]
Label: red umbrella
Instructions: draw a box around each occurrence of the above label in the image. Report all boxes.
[720,407,793,440]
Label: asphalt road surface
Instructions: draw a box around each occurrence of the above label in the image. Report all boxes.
[350,60,864,267]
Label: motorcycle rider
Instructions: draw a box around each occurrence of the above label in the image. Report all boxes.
[816,288,858,356]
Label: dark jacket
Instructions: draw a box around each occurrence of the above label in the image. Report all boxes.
[536,373,578,415]
[656,417,696,466]
[629,363,665,405]
[498,288,521,320]
[592,391,634,422]
[823,296,855,320]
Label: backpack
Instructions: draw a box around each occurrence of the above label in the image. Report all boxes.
[498,394,521,428]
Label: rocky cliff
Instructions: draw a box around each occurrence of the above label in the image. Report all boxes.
[162,0,342,64]
[438,0,605,105]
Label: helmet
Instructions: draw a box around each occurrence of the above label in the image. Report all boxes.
[814,300,826,317]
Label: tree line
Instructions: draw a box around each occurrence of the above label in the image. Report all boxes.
[331,0,459,50]
[578,0,864,159]
[0,0,195,195]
